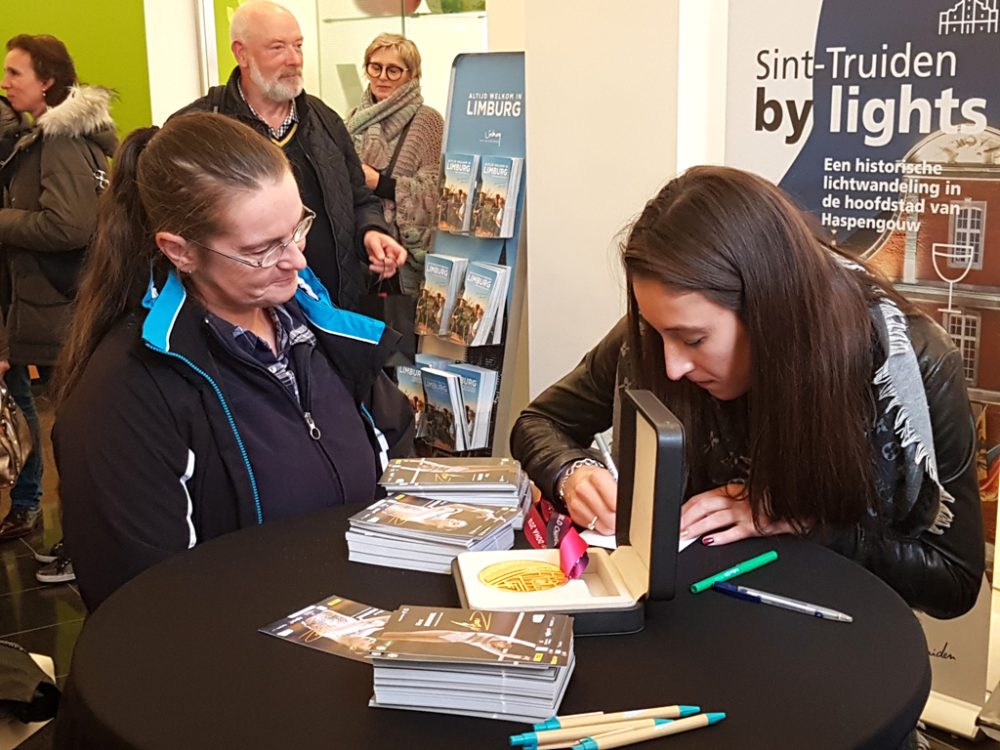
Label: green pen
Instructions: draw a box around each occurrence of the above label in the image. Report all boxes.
[689,549,778,593]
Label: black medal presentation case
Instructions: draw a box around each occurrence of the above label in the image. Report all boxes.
[453,389,684,636]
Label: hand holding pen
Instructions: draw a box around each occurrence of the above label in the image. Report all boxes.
[561,445,617,534]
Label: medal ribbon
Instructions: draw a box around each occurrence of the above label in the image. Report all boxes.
[523,497,589,579]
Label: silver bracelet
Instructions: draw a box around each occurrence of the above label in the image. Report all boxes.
[556,458,605,503]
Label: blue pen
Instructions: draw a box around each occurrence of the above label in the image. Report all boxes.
[712,581,853,622]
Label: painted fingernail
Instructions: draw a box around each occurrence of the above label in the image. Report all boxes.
[702,537,715,546]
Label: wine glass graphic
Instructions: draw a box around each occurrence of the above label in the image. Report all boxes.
[931,242,975,315]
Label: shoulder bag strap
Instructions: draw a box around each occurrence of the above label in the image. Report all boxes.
[385,117,415,177]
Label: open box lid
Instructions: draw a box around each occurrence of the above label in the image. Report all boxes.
[609,389,685,602]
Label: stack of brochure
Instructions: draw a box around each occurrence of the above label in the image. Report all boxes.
[418,368,468,451]
[396,354,459,434]
[473,155,524,239]
[437,152,480,233]
[448,261,510,347]
[380,456,529,507]
[380,457,531,530]
[346,493,518,574]
[369,605,575,722]
[417,255,469,336]
[394,363,425,432]
[445,363,499,450]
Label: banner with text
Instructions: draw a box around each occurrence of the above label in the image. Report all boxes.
[726,0,1000,504]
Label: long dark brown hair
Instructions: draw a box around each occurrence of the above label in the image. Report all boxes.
[622,165,908,534]
[54,112,290,406]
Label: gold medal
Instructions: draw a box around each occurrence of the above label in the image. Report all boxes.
[478,560,568,592]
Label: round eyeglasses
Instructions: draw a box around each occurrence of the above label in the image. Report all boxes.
[187,208,316,268]
[365,62,408,81]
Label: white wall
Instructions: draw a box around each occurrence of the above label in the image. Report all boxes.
[143,0,203,124]
[676,0,728,172]
[283,0,322,95]
[314,4,487,116]
[486,0,525,52]
[521,0,681,397]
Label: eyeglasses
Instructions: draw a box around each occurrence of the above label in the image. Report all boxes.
[187,208,316,268]
[365,62,408,81]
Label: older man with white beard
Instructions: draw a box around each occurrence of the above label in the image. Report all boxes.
[174,0,407,312]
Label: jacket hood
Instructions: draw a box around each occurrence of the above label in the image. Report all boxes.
[37,85,117,154]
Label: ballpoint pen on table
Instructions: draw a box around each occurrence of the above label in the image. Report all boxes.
[533,704,700,731]
[513,719,673,749]
[712,580,853,622]
[572,713,726,749]
[593,433,618,481]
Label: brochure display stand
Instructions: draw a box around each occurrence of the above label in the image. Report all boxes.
[415,52,527,457]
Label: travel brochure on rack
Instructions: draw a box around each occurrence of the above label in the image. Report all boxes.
[417,52,525,455]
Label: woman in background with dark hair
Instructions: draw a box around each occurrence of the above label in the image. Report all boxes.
[511,165,984,621]
[0,35,115,580]
[53,112,413,610]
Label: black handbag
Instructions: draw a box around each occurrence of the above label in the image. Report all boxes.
[359,273,417,365]
[0,640,59,723]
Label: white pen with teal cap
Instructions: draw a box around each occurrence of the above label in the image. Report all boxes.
[534,704,700,731]
[510,718,674,747]
[573,713,726,749]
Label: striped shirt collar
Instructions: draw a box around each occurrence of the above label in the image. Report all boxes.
[205,304,316,403]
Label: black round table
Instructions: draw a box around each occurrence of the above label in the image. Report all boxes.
[59,505,930,749]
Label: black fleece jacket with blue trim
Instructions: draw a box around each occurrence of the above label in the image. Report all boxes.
[53,268,414,610]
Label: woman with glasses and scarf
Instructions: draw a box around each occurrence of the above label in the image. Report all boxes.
[52,113,414,610]
[345,34,443,298]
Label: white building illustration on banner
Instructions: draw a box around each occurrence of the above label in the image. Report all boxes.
[938,0,999,35]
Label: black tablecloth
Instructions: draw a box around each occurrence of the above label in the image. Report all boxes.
[59,506,930,749]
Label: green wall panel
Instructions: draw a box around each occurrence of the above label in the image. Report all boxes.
[0,0,152,138]
[214,0,245,84]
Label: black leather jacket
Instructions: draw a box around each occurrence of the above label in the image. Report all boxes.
[511,315,985,619]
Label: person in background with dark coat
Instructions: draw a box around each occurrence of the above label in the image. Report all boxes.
[173,0,407,312]
[0,35,115,586]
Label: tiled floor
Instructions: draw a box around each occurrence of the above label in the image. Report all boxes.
[0,398,999,748]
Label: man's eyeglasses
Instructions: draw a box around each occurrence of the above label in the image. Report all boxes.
[366,62,407,81]
[187,208,316,268]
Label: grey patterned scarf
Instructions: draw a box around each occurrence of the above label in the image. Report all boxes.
[345,79,422,172]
